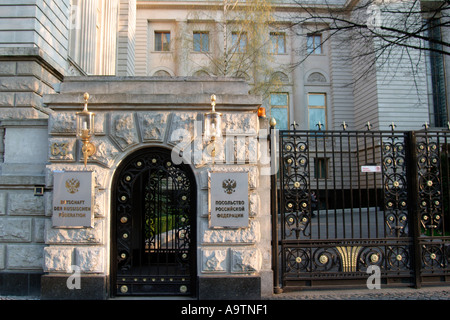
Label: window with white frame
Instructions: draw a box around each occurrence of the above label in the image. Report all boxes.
[307,34,322,55]
[231,32,247,53]
[193,31,209,52]
[270,32,286,54]
[308,93,326,130]
[270,93,289,130]
[155,31,171,51]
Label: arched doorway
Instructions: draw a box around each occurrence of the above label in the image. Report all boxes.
[111,147,197,296]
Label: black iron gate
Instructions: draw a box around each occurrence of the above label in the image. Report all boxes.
[112,147,196,296]
[272,127,450,290]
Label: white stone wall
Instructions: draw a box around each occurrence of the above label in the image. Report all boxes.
[0,0,71,73]
[0,118,48,275]
[42,77,271,294]
[351,0,430,131]
[0,189,46,271]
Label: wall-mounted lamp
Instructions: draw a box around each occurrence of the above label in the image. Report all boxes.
[204,94,222,158]
[76,92,96,168]
[258,106,266,118]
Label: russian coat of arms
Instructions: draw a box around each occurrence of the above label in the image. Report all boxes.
[65,178,80,194]
[222,178,237,194]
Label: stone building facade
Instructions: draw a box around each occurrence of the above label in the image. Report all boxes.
[1,73,271,299]
[39,76,270,299]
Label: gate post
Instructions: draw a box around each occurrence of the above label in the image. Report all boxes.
[270,123,283,294]
[405,131,422,289]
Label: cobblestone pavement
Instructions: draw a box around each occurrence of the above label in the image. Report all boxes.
[264,286,450,300]
[2,286,450,300]
[0,295,40,300]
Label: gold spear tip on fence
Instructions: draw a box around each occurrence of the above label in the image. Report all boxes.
[270,117,277,127]
[390,122,396,131]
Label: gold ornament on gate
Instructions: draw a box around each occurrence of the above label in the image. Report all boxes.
[204,94,222,161]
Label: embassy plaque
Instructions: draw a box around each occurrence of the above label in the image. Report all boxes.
[361,165,381,173]
[52,171,94,228]
[209,172,249,228]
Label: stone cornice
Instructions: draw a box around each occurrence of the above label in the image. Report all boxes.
[44,93,261,111]
[0,48,65,81]
[136,0,349,11]
[43,76,262,111]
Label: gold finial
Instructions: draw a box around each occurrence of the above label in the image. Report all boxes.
[270,117,277,127]
[210,94,216,112]
[83,92,90,112]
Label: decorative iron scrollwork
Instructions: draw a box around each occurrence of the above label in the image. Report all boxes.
[313,248,337,272]
[285,248,310,273]
[422,244,446,269]
[382,133,408,237]
[280,134,311,240]
[114,148,195,295]
[277,128,450,288]
[416,135,444,235]
[386,246,410,270]
[359,247,384,270]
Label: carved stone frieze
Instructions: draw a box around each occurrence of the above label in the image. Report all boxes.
[49,112,76,134]
[49,138,76,161]
[231,248,261,273]
[168,112,198,146]
[137,111,170,142]
[110,113,139,150]
[201,249,228,272]
[222,113,257,136]
[88,136,120,168]
[307,72,327,83]
[201,220,260,244]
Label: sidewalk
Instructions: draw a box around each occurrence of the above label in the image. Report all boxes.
[264,285,450,300]
[2,285,450,300]
[0,295,39,300]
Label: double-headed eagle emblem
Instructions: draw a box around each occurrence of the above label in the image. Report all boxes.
[65,178,80,194]
[222,178,237,194]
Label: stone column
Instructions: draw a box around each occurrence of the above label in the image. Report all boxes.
[175,20,189,76]
[96,0,119,75]
[117,0,136,76]
[291,25,305,127]
[70,0,97,75]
